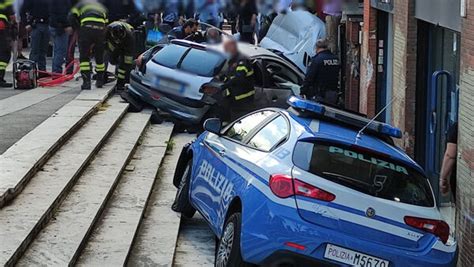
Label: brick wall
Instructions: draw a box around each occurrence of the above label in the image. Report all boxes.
[457,0,474,265]
[359,1,377,118]
[344,18,362,111]
[389,0,417,156]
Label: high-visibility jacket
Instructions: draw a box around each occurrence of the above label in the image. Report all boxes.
[69,1,108,28]
[223,54,255,101]
[0,0,14,25]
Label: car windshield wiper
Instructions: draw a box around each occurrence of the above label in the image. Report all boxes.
[321,172,371,194]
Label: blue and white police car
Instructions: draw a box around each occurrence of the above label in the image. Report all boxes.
[172,96,457,267]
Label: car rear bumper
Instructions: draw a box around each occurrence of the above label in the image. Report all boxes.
[128,75,209,124]
[240,194,457,267]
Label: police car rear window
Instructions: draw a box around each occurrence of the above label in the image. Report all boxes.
[293,142,435,207]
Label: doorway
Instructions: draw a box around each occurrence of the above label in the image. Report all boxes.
[415,22,460,204]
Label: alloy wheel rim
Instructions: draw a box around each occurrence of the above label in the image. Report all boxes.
[216,221,235,267]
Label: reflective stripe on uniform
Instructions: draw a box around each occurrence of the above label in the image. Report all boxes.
[0,14,9,22]
[80,62,90,71]
[0,0,13,9]
[117,69,126,78]
[96,63,105,72]
[234,89,255,101]
[235,65,254,77]
[123,56,133,65]
[80,17,107,25]
[0,61,8,70]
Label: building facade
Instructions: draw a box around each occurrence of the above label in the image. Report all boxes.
[354,0,473,266]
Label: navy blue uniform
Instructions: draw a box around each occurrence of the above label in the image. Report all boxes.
[301,50,340,105]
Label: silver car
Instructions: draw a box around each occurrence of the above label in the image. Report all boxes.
[126,39,304,125]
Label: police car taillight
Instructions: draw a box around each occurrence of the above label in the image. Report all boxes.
[404,216,450,244]
[269,174,335,202]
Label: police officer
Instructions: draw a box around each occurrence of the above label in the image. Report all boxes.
[168,18,198,40]
[69,0,108,90]
[301,38,341,106]
[220,39,255,121]
[106,21,135,92]
[0,0,14,88]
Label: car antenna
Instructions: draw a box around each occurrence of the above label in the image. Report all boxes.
[355,97,397,143]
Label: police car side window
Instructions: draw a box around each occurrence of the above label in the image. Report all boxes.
[248,116,289,151]
[224,111,275,142]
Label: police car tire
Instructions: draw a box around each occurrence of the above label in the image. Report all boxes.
[215,213,252,267]
[171,162,196,218]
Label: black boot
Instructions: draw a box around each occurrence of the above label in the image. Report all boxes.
[96,72,104,88]
[0,70,12,88]
[81,72,91,90]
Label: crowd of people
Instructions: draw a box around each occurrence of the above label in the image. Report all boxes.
[0,0,342,96]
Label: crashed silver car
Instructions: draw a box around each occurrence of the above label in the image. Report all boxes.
[123,11,325,125]
[125,40,304,125]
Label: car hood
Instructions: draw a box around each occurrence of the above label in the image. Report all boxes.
[260,10,326,73]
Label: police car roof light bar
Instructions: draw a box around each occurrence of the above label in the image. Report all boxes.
[287,96,402,139]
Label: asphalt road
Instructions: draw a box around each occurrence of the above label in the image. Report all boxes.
[0,86,81,154]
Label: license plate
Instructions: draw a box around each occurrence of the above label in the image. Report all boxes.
[324,244,389,267]
[154,77,183,92]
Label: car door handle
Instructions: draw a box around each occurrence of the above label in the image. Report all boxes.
[218,149,226,157]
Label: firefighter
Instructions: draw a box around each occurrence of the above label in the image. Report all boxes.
[106,21,135,92]
[69,0,108,90]
[300,38,341,106]
[0,0,15,88]
[220,39,255,121]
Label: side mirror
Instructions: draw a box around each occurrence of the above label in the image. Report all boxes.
[203,118,222,135]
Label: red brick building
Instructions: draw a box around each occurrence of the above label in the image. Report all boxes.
[352,0,473,265]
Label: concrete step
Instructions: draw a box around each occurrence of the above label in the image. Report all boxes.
[76,123,174,266]
[174,215,216,267]
[127,133,195,266]
[17,112,151,266]
[0,86,114,207]
[0,97,127,266]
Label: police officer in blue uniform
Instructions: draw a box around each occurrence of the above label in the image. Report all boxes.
[301,38,341,106]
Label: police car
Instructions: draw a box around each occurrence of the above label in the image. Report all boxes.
[172,97,457,266]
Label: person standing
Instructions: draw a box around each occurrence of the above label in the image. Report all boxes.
[50,0,73,74]
[220,39,256,121]
[236,0,258,44]
[69,0,108,90]
[195,0,220,30]
[105,21,135,92]
[440,122,458,202]
[300,39,341,106]
[22,0,50,74]
[168,18,198,40]
[0,0,15,87]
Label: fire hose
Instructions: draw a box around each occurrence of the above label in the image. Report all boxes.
[36,32,81,87]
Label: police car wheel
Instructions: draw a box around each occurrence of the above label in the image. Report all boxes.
[215,213,252,267]
[171,162,196,218]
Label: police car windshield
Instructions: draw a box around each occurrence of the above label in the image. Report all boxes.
[293,141,435,207]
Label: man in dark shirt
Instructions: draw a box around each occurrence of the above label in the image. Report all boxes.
[237,0,257,44]
[440,122,458,202]
[168,19,198,40]
[300,38,341,106]
[22,0,50,72]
